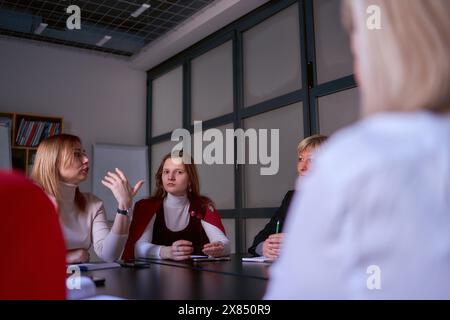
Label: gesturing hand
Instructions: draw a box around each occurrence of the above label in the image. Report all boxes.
[101,168,144,209]
[202,241,225,257]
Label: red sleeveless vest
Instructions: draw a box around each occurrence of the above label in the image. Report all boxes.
[122,195,225,261]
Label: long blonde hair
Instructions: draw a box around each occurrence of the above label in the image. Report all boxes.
[31,134,86,211]
[342,0,449,115]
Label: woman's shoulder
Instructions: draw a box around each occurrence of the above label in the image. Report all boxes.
[134,197,163,211]
[81,192,101,202]
[312,118,391,181]
[187,195,217,216]
[80,192,104,211]
[321,112,446,165]
[130,197,163,224]
[285,190,295,202]
[198,196,216,211]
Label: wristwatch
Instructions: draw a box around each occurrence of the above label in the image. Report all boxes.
[117,208,131,216]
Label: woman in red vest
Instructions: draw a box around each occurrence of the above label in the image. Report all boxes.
[122,152,230,261]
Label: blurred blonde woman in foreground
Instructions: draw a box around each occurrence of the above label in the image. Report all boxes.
[266,0,450,299]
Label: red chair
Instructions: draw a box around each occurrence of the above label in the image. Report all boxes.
[0,171,66,299]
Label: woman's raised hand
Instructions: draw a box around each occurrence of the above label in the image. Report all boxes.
[101,168,144,209]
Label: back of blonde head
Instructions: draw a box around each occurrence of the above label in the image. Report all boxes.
[343,0,449,115]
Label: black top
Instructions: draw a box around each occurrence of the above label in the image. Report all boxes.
[152,206,210,255]
[248,190,295,256]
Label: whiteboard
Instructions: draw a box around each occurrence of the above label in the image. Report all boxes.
[92,143,149,221]
[0,124,12,169]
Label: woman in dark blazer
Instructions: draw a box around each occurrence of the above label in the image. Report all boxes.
[248,134,327,259]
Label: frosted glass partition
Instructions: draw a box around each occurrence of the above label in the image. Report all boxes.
[243,102,304,208]
[243,3,302,107]
[191,41,233,122]
[245,218,270,252]
[222,219,236,254]
[318,87,360,136]
[194,123,235,209]
[152,66,183,137]
[314,0,353,84]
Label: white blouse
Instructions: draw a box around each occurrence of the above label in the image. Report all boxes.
[57,182,129,262]
[265,111,450,299]
[135,193,230,258]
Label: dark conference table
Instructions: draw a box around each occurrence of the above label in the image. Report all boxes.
[85,254,272,299]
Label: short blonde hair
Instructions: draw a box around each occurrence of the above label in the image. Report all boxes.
[297,134,328,154]
[32,134,86,210]
[343,0,449,115]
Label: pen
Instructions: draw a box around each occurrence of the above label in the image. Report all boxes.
[275,220,280,233]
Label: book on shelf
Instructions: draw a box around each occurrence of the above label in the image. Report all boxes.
[15,119,61,147]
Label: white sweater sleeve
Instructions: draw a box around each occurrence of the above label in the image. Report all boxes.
[134,215,162,259]
[92,205,130,262]
[201,220,231,255]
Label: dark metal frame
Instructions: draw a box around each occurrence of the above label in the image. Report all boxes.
[146,0,357,253]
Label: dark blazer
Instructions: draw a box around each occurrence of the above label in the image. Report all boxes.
[248,190,295,256]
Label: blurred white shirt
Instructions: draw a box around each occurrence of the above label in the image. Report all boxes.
[265,111,450,299]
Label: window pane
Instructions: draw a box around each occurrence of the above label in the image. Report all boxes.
[194,123,235,209]
[152,66,183,137]
[191,41,233,122]
[314,0,353,84]
[318,87,360,136]
[243,3,302,107]
[243,102,304,208]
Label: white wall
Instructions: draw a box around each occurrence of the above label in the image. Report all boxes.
[0,37,147,192]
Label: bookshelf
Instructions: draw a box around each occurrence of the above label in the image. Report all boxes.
[0,112,63,176]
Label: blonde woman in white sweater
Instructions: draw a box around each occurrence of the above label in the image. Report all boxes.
[265,0,450,299]
[32,134,144,264]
